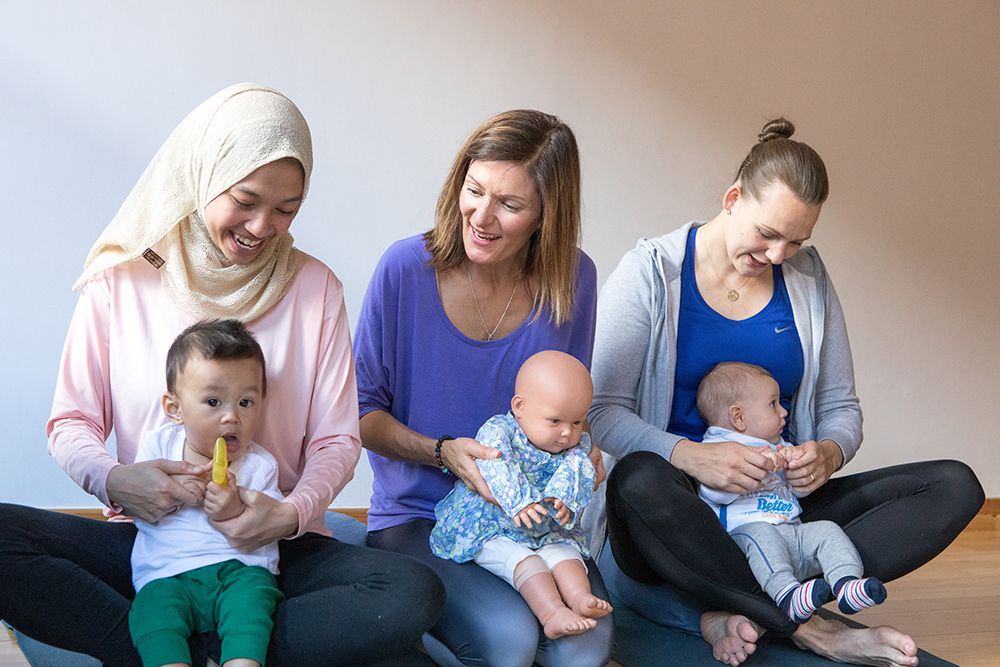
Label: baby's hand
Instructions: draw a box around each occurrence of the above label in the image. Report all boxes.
[203,470,244,522]
[777,444,803,466]
[514,502,548,529]
[173,473,208,504]
[545,497,574,527]
[760,448,785,471]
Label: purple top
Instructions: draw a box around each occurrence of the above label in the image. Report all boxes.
[355,234,598,530]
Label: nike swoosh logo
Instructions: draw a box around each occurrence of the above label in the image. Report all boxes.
[774,326,793,334]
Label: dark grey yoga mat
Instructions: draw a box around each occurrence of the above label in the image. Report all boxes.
[6,583,957,667]
[610,598,957,666]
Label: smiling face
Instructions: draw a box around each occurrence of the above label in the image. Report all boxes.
[734,374,788,444]
[723,180,821,276]
[162,354,265,464]
[203,157,305,265]
[459,160,541,271]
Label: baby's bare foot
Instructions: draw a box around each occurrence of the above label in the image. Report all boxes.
[700,611,761,666]
[570,593,613,619]
[541,607,598,639]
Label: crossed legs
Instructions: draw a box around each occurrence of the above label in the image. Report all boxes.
[606,453,983,666]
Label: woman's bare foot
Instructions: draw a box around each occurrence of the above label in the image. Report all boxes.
[568,592,614,619]
[792,614,919,666]
[540,607,598,639]
[700,611,761,666]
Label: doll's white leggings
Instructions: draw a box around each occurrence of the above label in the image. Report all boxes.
[474,536,586,588]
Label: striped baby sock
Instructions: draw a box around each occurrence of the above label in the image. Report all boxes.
[834,576,887,614]
[778,578,832,623]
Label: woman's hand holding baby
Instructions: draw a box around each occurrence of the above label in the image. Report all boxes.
[210,490,299,552]
[173,472,208,504]
[785,439,843,494]
[672,439,780,494]
[588,445,606,490]
[106,459,205,522]
[440,436,501,505]
[188,462,297,551]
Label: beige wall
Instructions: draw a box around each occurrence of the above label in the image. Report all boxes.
[1,1,996,509]
[570,2,1000,490]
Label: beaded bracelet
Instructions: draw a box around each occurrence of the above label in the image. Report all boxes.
[435,435,455,474]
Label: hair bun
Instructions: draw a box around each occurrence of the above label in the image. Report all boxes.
[758,117,795,143]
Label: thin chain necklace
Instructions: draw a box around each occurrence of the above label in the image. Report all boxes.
[467,266,519,341]
[702,237,751,301]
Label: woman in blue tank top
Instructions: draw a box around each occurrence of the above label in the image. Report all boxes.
[586,117,984,666]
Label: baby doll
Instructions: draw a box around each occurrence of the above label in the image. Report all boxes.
[431,350,612,639]
[128,320,283,667]
[696,361,887,623]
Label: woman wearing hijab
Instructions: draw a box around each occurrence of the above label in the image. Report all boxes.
[0,84,443,667]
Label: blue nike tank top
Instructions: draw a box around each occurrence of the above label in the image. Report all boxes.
[668,226,804,441]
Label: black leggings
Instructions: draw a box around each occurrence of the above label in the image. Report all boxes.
[605,453,984,637]
[0,504,445,666]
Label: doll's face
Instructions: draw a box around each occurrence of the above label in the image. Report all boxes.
[511,381,590,454]
[733,374,788,444]
[162,354,264,464]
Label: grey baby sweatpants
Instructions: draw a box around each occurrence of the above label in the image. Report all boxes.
[729,519,863,602]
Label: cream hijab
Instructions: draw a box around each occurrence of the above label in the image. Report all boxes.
[74,83,312,323]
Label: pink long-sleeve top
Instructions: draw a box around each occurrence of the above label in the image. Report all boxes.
[47,252,361,538]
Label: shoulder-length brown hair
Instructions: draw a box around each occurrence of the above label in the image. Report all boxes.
[424,110,581,326]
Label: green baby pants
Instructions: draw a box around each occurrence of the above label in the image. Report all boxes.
[129,560,283,666]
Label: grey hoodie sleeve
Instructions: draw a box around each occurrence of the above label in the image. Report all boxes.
[588,248,683,462]
[812,261,863,465]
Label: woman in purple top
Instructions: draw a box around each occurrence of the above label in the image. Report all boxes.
[354,110,612,667]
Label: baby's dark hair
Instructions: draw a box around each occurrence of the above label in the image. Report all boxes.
[165,319,266,396]
[696,362,773,427]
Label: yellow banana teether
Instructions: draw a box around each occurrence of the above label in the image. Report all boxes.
[212,437,228,486]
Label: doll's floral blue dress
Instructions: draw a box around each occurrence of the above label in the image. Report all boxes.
[430,412,595,562]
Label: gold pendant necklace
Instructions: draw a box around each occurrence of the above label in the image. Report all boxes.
[702,238,750,301]
[467,267,519,341]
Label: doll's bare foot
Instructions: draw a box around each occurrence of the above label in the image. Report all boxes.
[541,607,598,639]
[792,614,918,666]
[700,611,761,666]
[568,592,613,619]
[517,565,600,639]
[550,559,612,619]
